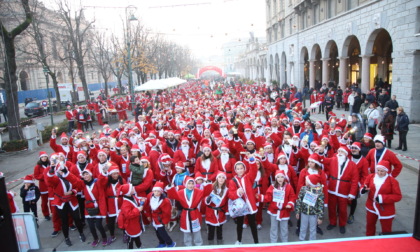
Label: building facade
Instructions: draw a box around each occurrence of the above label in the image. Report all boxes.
[247,0,419,121]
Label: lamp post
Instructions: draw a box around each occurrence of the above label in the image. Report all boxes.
[126,5,137,111]
[43,66,54,125]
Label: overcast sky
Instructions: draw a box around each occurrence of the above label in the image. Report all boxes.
[43,0,266,58]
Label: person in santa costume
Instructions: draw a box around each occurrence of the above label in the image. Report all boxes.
[66,105,76,134]
[365,135,402,177]
[45,158,86,246]
[173,137,196,174]
[155,153,176,187]
[263,170,296,243]
[102,166,125,243]
[194,144,219,182]
[130,156,154,198]
[50,131,73,163]
[361,160,402,236]
[347,142,369,224]
[203,171,229,245]
[143,181,176,248]
[216,144,236,181]
[263,151,298,192]
[166,177,205,246]
[322,145,359,234]
[229,154,261,245]
[33,151,51,220]
[80,168,111,247]
[117,183,144,249]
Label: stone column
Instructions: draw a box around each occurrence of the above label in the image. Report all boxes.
[322,58,330,85]
[361,55,372,93]
[309,60,315,88]
[339,57,348,89]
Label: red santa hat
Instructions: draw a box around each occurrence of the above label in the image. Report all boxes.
[338,145,350,156]
[76,129,84,135]
[39,151,48,158]
[221,144,230,151]
[310,141,320,147]
[364,132,373,140]
[23,174,35,184]
[115,141,123,150]
[373,135,385,145]
[216,171,227,180]
[321,135,330,142]
[196,120,203,126]
[131,144,140,152]
[152,181,165,192]
[263,142,273,149]
[99,133,107,140]
[60,132,68,140]
[200,138,210,146]
[159,154,172,164]
[108,166,120,175]
[184,176,196,186]
[308,154,323,166]
[103,124,110,128]
[234,161,247,172]
[174,130,182,136]
[246,139,255,145]
[97,149,107,158]
[140,156,150,164]
[292,133,300,139]
[351,142,362,150]
[315,121,323,127]
[175,161,185,170]
[202,144,212,152]
[293,117,301,122]
[376,160,390,172]
[274,170,287,181]
[328,111,337,117]
[334,126,343,132]
[181,137,190,144]
[244,124,252,131]
[306,174,321,187]
[194,173,205,182]
[147,138,159,147]
[81,168,93,176]
[118,183,133,196]
[277,151,287,161]
[77,151,87,159]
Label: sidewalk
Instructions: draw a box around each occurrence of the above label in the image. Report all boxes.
[309,107,419,173]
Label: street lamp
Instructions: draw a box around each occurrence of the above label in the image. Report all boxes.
[126,5,138,111]
[43,66,54,126]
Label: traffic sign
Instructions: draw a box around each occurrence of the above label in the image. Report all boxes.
[41,101,48,107]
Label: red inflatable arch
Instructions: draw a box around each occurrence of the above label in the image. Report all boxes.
[196,66,224,78]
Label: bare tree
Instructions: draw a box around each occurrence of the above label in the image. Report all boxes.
[91,31,112,98]
[0,0,32,140]
[109,34,125,95]
[57,0,94,102]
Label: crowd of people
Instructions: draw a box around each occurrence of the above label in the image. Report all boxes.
[6,79,408,249]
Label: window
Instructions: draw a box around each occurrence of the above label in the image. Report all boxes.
[289,18,293,35]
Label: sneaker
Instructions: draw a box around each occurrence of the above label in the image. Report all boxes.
[102,238,110,246]
[326,224,336,230]
[339,226,346,234]
[235,241,242,245]
[347,215,355,224]
[69,225,77,231]
[317,226,323,235]
[51,231,60,237]
[157,243,166,248]
[242,224,248,229]
[167,242,176,247]
[79,233,86,242]
[91,239,99,247]
[257,224,262,230]
[65,238,72,246]
[110,236,117,243]
[45,216,51,221]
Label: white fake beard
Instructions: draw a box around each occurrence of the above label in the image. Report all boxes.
[271,127,278,133]
[337,154,346,166]
[130,136,137,145]
[204,122,210,128]
[257,127,264,136]
[283,144,292,153]
[221,153,229,166]
[181,145,189,157]
[244,132,252,139]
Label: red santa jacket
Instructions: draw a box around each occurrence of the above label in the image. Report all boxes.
[82,176,107,217]
[103,176,125,217]
[173,148,196,173]
[217,156,236,181]
[361,174,402,219]
[143,193,172,228]
[263,160,298,192]
[50,137,73,163]
[166,186,204,233]
[118,197,143,237]
[323,157,359,199]
[45,169,79,210]
[203,183,229,226]
[133,168,154,197]
[33,164,48,194]
[365,148,402,178]
[194,157,219,182]
[228,160,261,214]
[66,110,76,121]
[263,183,296,221]
[352,156,369,187]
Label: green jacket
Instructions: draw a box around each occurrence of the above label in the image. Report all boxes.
[295,185,324,219]
[130,163,145,186]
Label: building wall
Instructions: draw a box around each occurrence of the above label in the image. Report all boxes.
[260,0,420,121]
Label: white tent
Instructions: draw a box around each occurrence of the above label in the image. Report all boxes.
[134,77,187,91]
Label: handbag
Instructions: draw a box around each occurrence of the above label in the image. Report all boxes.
[368,119,375,128]
[86,207,100,216]
[228,198,251,218]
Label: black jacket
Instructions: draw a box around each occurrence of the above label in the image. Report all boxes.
[396,112,409,131]
[352,95,362,114]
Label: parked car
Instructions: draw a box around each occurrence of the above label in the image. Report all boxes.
[24,102,45,117]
